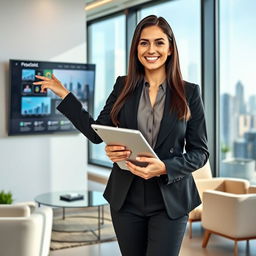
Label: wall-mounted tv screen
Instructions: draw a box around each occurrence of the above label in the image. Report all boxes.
[8,59,95,135]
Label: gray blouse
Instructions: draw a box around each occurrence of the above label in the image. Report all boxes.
[137,80,166,149]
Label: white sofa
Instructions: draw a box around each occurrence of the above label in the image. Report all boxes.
[0,202,52,256]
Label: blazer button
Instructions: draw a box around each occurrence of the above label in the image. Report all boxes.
[169,148,174,153]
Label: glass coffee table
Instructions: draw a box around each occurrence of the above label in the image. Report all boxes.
[35,190,109,241]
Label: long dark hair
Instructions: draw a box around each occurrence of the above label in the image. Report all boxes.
[110,15,190,126]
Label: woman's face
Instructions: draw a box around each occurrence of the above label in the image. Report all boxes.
[137,25,171,73]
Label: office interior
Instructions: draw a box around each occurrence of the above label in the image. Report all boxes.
[0,0,256,256]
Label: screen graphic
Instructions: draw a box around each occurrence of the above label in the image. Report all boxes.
[9,60,95,135]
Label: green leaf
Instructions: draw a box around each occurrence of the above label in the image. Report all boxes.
[0,190,13,204]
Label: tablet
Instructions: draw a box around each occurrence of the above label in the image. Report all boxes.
[91,124,159,170]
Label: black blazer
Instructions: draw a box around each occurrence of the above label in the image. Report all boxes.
[57,76,209,219]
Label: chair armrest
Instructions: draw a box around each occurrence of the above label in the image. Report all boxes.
[202,190,256,238]
[0,205,30,217]
[34,207,53,256]
[14,201,37,212]
[248,185,256,194]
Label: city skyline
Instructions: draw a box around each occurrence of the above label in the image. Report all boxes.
[221,79,256,169]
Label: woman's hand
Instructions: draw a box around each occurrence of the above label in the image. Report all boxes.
[105,145,131,163]
[33,74,70,99]
[126,157,167,179]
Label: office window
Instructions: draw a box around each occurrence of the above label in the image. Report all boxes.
[88,14,126,167]
[140,0,201,85]
[219,0,256,183]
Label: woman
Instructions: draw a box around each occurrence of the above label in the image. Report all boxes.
[34,15,209,256]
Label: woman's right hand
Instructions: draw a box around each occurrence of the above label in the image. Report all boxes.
[105,145,131,163]
[33,74,70,99]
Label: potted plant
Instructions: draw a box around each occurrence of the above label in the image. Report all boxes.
[0,190,13,204]
[221,144,231,160]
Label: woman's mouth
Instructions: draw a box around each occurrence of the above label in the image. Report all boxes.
[144,56,160,63]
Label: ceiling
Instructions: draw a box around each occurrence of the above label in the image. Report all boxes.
[84,0,153,21]
[84,0,96,3]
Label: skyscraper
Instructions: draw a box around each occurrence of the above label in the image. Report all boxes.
[221,93,234,147]
[235,81,246,114]
[234,138,247,158]
[248,95,256,115]
[244,130,256,160]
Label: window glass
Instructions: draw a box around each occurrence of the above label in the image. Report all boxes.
[140,0,201,85]
[88,15,126,167]
[219,0,256,184]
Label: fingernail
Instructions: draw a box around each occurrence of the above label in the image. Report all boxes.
[136,157,140,160]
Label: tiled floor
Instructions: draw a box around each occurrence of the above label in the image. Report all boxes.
[50,222,256,256]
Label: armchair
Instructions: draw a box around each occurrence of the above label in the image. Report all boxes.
[0,202,52,256]
[188,161,250,238]
[201,189,256,256]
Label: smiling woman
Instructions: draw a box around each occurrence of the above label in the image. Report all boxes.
[34,15,209,256]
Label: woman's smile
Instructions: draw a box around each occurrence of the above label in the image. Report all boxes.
[144,56,160,63]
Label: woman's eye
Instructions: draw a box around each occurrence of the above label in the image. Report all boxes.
[156,41,164,45]
[140,41,148,46]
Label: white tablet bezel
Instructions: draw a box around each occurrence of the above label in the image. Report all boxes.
[91,124,159,170]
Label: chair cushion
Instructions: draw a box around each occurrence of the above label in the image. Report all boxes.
[224,179,250,194]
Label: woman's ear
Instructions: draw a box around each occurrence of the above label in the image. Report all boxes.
[168,47,172,56]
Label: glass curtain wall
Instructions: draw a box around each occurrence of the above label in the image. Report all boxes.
[219,0,256,184]
[88,14,126,167]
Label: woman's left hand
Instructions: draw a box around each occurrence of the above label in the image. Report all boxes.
[125,157,167,179]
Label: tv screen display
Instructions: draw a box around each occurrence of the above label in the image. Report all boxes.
[8,59,95,135]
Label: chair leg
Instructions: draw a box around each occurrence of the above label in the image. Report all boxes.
[234,240,238,256]
[189,220,192,239]
[202,230,211,248]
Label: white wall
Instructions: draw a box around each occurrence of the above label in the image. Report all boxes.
[0,0,88,202]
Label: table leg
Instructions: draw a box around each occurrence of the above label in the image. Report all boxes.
[63,208,66,220]
[101,205,104,225]
[98,206,101,240]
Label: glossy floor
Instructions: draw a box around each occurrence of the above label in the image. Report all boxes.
[50,222,256,256]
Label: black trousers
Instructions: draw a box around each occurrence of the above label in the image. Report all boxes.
[110,177,188,256]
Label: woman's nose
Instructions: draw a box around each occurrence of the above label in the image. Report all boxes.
[148,43,156,54]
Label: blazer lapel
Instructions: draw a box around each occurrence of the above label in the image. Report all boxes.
[123,79,144,130]
[154,85,178,150]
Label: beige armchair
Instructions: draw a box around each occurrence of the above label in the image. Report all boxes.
[188,161,250,238]
[0,202,53,256]
[201,189,256,256]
